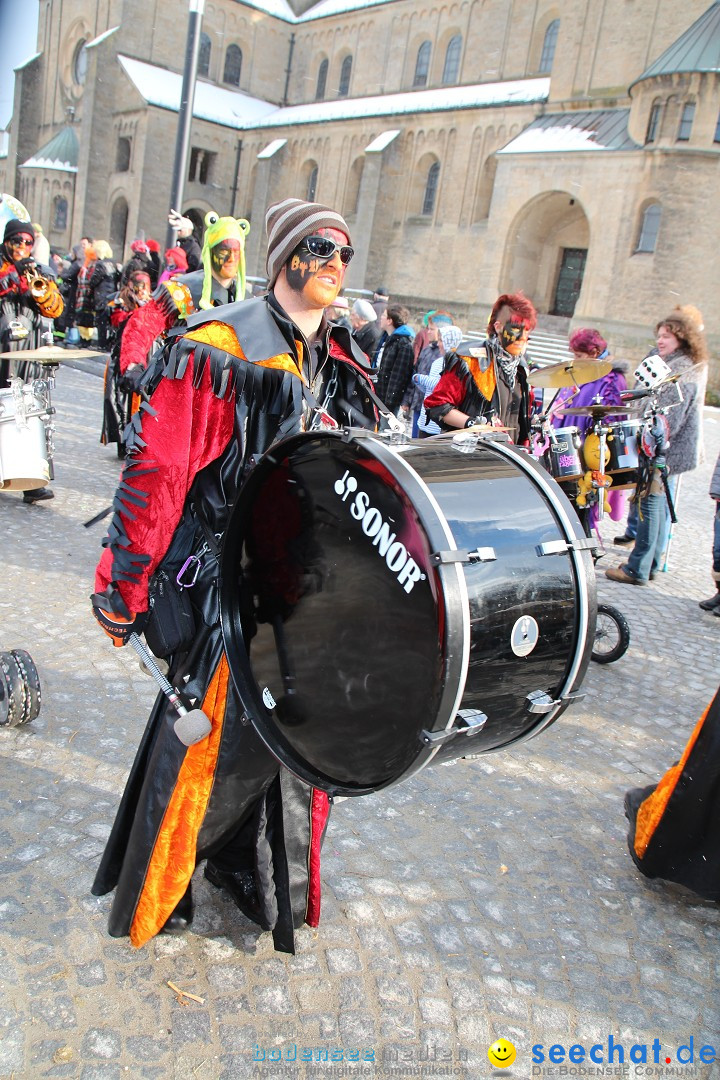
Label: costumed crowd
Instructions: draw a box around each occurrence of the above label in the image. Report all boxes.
[2,186,718,946]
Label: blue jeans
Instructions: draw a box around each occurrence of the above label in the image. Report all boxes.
[713,501,720,574]
[655,473,679,569]
[626,492,665,582]
[624,500,638,540]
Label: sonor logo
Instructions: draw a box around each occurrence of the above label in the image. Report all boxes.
[334,470,426,594]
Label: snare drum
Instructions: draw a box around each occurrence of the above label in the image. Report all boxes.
[606,419,643,490]
[220,430,597,796]
[0,384,51,490]
[546,426,583,481]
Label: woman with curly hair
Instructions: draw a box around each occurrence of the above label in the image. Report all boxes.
[606,306,708,585]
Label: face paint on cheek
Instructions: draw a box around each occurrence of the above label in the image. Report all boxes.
[285,254,322,292]
[500,320,529,356]
[211,241,241,280]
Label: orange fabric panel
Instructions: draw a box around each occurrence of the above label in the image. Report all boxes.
[130,656,230,947]
[466,356,496,402]
[257,354,303,380]
[634,701,710,858]
[183,322,303,381]
[185,322,245,358]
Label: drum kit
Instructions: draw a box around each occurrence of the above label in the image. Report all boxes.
[0,345,67,492]
[528,357,644,508]
[0,344,60,730]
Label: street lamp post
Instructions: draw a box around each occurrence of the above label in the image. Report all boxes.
[166,0,205,251]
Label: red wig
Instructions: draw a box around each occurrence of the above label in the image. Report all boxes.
[568,327,608,357]
[164,247,188,272]
[487,292,537,335]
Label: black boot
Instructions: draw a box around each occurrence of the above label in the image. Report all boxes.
[204,861,267,927]
[23,487,54,504]
[161,883,194,934]
[699,585,720,611]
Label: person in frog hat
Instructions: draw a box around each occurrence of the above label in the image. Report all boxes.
[111,210,249,416]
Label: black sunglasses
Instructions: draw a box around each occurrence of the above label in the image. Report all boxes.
[302,235,354,265]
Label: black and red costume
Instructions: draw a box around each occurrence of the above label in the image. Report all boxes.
[91,291,379,951]
[424,335,532,444]
[625,685,720,901]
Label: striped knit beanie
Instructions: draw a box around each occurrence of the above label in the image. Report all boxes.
[265,198,351,287]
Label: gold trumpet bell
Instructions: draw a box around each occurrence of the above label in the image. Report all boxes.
[27,272,63,319]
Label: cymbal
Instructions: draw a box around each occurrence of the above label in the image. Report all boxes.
[529,359,613,388]
[0,346,103,361]
[554,404,632,417]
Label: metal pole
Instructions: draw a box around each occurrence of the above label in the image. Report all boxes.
[166,0,205,251]
[229,138,243,218]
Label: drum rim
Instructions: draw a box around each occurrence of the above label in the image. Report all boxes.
[220,428,471,796]
[481,440,595,746]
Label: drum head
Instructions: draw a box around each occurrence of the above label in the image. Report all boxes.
[221,432,463,795]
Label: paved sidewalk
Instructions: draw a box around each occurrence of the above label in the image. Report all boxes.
[1,366,719,1080]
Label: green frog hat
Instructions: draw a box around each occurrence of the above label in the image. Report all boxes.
[200,210,250,310]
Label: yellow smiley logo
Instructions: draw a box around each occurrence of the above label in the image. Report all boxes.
[488,1039,517,1068]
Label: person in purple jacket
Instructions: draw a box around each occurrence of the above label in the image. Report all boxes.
[549,327,628,437]
[548,328,629,525]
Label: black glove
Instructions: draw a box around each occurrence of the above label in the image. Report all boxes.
[14,258,36,275]
[118,366,144,394]
[91,586,148,647]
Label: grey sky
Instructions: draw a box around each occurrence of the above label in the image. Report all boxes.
[1,0,40,129]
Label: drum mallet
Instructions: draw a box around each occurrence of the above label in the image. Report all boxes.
[127,633,212,746]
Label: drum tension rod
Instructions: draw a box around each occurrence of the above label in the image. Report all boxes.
[421,709,488,746]
[536,538,597,557]
[430,547,497,565]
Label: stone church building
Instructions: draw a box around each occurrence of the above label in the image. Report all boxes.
[2,0,720,365]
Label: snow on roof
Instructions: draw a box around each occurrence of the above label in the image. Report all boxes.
[86,26,120,49]
[257,138,287,158]
[499,109,638,154]
[243,77,549,130]
[239,0,295,19]
[228,0,392,23]
[365,129,400,152]
[14,53,42,73]
[20,125,79,172]
[296,0,396,22]
[118,55,277,129]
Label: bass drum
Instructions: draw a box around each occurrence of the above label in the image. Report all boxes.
[220,430,597,797]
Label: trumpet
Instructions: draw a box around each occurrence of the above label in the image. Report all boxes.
[23,264,64,319]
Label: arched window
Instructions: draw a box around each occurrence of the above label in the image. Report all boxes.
[442,36,462,85]
[198,33,211,78]
[344,157,364,216]
[116,137,131,172]
[307,164,318,202]
[539,20,559,74]
[315,58,328,100]
[677,102,695,142]
[338,55,352,97]
[223,44,242,86]
[413,41,431,88]
[422,161,440,216]
[53,196,68,231]
[636,203,661,253]
[645,101,662,144]
[109,196,129,260]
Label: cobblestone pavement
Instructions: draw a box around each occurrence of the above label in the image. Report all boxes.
[1,362,719,1080]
